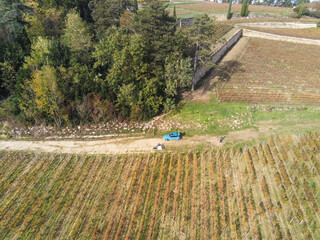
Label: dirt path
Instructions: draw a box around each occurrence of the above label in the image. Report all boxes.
[0,128,260,154]
[1,119,319,154]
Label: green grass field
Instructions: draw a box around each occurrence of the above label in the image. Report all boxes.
[163,97,320,137]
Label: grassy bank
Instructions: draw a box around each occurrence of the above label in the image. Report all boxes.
[163,97,320,136]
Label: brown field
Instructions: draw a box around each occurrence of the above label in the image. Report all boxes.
[243,27,320,40]
[216,37,320,104]
[2,133,320,239]
[175,2,291,13]
[225,18,319,24]
[168,2,293,18]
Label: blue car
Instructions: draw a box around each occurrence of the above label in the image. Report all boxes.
[163,132,181,141]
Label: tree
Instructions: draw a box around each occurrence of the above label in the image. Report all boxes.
[241,0,249,17]
[19,64,66,125]
[89,0,129,35]
[245,1,249,16]
[120,11,134,29]
[26,7,65,39]
[173,6,176,19]
[0,0,32,42]
[3,0,193,124]
[37,0,93,22]
[48,38,70,68]
[164,57,192,111]
[227,0,232,20]
[0,0,32,97]
[295,0,309,5]
[62,10,93,53]
[298,2,305,18]
[76,93,112,123]
[185,14,215,90]
[30,65,65,126]
[92,2,190,120]
[133,0,138,13]
[23,36,51,71]
[133,1,177,67]
[0,62,16,94]
[282,0,292,7]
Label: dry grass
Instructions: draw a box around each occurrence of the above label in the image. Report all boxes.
[168,2,293,18]
[243,26,320,40]
[225,18,319,24]
[216,37,320,104]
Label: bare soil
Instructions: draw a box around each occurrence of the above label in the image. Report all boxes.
[243,27,320,40]
[0,128,260,154]
[175,2,291,13]
[216,37,320,104]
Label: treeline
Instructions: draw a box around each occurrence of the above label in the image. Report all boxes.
[0,0,215,126]
[294,2,320,18]
[246,0,309,7]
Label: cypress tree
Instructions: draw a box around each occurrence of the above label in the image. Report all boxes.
[241,0,247,17]
[227,0,232,19]
[133,0,138,13]
[173,5,176,19]
[298,2,304,18]
[245,2,249,17]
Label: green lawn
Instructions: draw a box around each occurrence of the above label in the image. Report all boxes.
[163,97,320,136]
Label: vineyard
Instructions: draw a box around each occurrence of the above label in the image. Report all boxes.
[1,133,320,239]
[171,2,291,14]
[168,2,291,18]
[242,27,320,40]
[216,38,320,105]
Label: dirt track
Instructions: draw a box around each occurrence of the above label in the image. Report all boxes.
[0,129,260,154]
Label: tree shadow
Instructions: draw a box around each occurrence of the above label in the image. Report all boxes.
[182,60,244,101]
[218,60,243,82]
[211,60,243,89]
[180,132,186,139]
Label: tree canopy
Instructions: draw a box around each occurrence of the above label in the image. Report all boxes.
[0,0,218,125]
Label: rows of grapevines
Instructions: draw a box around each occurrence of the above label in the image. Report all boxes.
[1,132,320,239]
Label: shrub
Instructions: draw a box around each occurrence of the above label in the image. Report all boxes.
[227,0,232,20]
[312,11,320,18]
[294,4,313,18]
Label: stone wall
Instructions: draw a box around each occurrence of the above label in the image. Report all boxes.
[193,28,243,87]
[178,18,193,28]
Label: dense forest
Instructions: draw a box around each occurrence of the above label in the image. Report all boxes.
[0,0,216,126]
